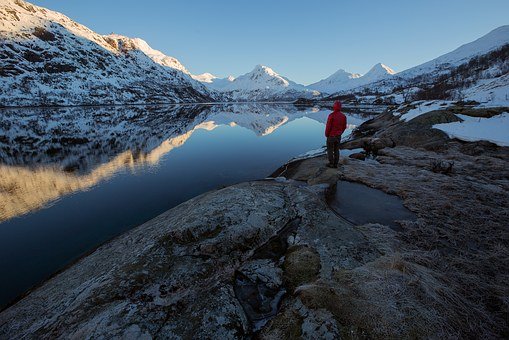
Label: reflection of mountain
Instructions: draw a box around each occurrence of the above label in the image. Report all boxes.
[0,104,371,222]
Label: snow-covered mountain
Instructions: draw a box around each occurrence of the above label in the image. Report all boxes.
[361,63,396,83]
[398,25,509,79]
[0,0,213,106]
[307,69,361,93]
[105,34,192,75]
[323,26,509,106]
[192,73,236,90]
[1,0,507,106]
[192,73,217,83]
[208,65,320,101]
[308,63,395,94]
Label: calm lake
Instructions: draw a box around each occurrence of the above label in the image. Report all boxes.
[0,103,377,308]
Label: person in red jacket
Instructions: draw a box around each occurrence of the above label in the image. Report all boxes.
[325,100,347,168]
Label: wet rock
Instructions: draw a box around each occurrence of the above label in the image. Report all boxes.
[328,180,416,231]
[233,269,285,332]
[238,259,283,290]
[232,219,300,331]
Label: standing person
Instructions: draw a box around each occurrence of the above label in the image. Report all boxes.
[325,100,347,168]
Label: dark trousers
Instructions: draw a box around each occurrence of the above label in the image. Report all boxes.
[327,136,341,166]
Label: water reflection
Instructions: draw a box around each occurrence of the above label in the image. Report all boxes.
[0,103,366,223]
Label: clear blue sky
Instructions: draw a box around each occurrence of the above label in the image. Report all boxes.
[31,0,508,85]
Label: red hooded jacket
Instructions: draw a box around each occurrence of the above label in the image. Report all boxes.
[325,101,347,137]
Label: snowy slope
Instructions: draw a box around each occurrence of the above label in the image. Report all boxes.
[192,73,236,90]
[433,112,509,146]
[462,73,509,106]
[308,63,395,94]
[192,73,218,83]
[216,65,320,101]
[105,34,191,74]
[398,25,509,79]
[360,63,396,84]
[0,0,213,106]
[307,69,361,93]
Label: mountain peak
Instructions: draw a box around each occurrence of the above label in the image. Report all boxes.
[330,68,362,79]
[367,63,396,75]
[251,64,279,77]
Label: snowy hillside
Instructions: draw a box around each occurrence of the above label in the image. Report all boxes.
[325,26,509,107]
[399,25,509,79]
[105,34,191,74]
[308,63,395,94]
[307,69,361,93]
[0,0,213,106]
[0,0,507,106]
[212,65,320,101]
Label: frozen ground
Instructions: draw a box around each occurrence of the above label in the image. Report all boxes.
[434,112,509,146]
[394,100,454,121]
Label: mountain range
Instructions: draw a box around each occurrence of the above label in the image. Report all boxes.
[0,0,508,106]
[307,63,396,94]
[0,0,213,106]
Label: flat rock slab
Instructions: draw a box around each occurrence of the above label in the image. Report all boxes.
[0,179,377,339]
[329,180,416,231]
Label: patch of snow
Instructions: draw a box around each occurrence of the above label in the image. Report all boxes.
[397,101,454,122]
[464,73,509,107]
[296,147,326,159]
[341,148,364,157]
[433,112,509,146]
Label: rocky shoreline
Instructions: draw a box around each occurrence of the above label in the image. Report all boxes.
[1,105,508,338]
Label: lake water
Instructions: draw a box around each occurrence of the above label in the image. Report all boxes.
[0,103,377,308]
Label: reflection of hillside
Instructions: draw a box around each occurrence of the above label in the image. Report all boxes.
[0,103,376,222]
[0,121,218,222]
[1,151,134,223]
[0,103,317,168]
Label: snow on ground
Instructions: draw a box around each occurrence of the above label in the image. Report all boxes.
[464,73,509,107]
[295,147,326,159]
[395,101,454,121]
[433,113,509,146]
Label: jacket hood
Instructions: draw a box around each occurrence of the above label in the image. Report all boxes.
[333,100,342,112]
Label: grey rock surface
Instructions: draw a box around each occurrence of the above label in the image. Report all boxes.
[0,179,379,338]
